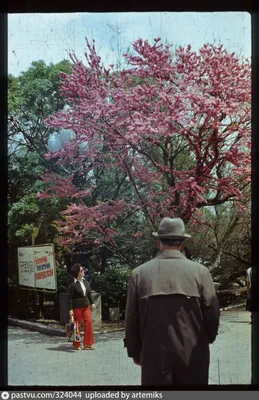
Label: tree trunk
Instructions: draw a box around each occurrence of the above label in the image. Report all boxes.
[100,246,108,274]
[208,249,222,272]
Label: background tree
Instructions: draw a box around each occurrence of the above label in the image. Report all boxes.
[187,190,251,288]
[8,60,73,318]
[8,59,72,155]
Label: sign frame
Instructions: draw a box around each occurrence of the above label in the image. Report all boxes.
[17,244,57,293]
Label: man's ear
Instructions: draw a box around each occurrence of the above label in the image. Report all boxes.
[156,238,161,250]
[180,240,186,252]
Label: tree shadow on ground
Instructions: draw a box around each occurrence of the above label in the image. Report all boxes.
[47,332,125,352]
[45,345,77,352]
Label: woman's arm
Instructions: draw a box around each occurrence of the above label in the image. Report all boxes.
[68,283,74,316]
[87,282,96,311]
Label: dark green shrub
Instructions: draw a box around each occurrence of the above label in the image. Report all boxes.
[94,267,132,318]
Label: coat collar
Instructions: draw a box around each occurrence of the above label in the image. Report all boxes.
[74,278,86,295]
[154,249,187,260]
[74,277,85,283]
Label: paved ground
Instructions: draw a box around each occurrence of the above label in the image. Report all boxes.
[209,307,251,384]
[8,307,251,386]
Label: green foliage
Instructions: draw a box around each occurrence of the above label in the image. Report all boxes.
[56,265,68,293]
[8,60,73,317]
[9,60,72,114]
[8,60,73,285]
[8,151,64,245]
[94,266,132,309]
[8,59,72,153]
[8,74,23,110]
[7,152,69,295]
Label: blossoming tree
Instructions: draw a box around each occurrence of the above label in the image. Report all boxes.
[38,38,251,263]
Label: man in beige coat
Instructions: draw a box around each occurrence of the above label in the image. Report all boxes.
[125,217,220,386]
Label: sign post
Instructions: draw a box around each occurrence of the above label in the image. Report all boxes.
[17,244,57,319]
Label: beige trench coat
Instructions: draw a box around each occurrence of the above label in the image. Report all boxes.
[125,250,220,386]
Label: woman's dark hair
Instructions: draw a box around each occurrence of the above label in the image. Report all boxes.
[70,263,82,278]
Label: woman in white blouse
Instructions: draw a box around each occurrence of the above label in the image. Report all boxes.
[68,263,96,350]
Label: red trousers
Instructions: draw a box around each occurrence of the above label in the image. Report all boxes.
[73,306,94,348]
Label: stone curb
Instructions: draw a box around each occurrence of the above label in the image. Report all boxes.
[8,318,67,337]
[8,317,125,337]
[9,304,244,336]
[220,303,245,312]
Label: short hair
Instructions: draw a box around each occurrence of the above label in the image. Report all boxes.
[70,263,82,278]
[159,238,184,247]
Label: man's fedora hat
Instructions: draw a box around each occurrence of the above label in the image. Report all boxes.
[152,217,191,239]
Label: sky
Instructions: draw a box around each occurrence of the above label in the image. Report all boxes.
[8,12,251,76]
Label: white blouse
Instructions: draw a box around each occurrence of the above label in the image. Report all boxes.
[74,278,86,296]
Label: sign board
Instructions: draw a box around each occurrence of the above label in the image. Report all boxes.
[18,244,56,291]
[17,247,35,288]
